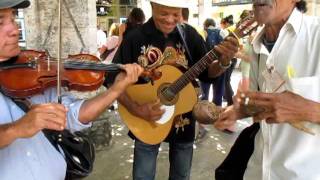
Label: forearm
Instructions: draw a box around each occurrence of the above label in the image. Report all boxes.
[0,122,20,148]
[99,46,107,54]
[78,86,123,124]
[117,92,139,115]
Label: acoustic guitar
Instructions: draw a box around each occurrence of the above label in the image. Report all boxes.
[118,14,258,145]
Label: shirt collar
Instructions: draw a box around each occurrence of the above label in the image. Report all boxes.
[286,8,303,35]
[0,56,18,67]
[251,8,303,55]
[252,26,267,55]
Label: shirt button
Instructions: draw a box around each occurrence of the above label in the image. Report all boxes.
[26,151,32,156]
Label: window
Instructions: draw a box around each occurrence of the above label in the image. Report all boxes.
[15,9,26,47]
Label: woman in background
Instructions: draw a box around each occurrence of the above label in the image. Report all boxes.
[100,23,120,64]
[118,7,145,45]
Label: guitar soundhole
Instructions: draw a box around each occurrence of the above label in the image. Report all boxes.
[158,83,178,106]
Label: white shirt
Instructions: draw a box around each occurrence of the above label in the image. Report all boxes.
[102,35,119,63]
[0,88,91,180]
[245,8,320,180]
[97,29,107,48]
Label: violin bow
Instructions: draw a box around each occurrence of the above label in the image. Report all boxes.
[57,0,62,103]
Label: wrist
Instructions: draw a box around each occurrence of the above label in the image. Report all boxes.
[219,61,231,69]
[10,121,24,139]
[309,101,320,123]
[0,122,20,147]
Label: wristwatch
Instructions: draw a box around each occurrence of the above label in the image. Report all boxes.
[219,62,231,69]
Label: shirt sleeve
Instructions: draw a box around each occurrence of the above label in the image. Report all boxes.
[61,93,91,132]
[105,36,119,50]
[97,30,107,48]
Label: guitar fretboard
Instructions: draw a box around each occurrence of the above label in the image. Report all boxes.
[167,49,219,95]
[64,60,121,72]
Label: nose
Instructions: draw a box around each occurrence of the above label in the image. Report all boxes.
[7,21,20,37]
[166,15,178,25]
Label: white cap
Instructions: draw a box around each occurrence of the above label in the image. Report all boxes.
[150,0,190,8]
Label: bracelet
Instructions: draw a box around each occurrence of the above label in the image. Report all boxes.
[219,62,231,69]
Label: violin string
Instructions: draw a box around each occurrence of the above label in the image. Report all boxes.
[30,57,121,72]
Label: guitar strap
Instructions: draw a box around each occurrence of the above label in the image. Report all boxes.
[177,24,194,65]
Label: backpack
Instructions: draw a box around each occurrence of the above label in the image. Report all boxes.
[205,28,223,49]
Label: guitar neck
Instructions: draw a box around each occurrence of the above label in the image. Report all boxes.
[167,24,248,96]
[168,49,220,95]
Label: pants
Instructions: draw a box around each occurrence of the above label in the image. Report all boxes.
[133,139,194,180]
[223,59,237,105]
[200,75,225,106]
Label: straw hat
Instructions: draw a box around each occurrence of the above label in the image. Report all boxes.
[150,0,190,8]
[0,0,30,9]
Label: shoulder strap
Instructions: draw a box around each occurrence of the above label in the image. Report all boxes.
[177,24,194,64]
[0,88,30,112]
[10,98,30,113]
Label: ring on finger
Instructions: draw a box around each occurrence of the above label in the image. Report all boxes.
[244,97,250,106]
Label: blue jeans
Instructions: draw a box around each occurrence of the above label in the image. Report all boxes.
[133,139,194,180]
[200,74,225,106]
[223,58,237,105]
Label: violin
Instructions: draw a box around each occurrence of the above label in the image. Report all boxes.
[0,50,161,98]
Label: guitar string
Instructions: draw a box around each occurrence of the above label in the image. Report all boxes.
[169,50,217,95]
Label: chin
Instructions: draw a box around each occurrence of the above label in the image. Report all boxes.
[162,28,174,35]
[255,16,268,25]
[6,49,21,59]
[12,49,21,57]
[254,12,270,25]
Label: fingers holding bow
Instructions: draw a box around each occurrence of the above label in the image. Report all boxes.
[15,103,68,138]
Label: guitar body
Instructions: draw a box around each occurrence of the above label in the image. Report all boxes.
[118,65,198,145]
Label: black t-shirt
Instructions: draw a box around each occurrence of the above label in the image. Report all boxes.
[113,18,209,143]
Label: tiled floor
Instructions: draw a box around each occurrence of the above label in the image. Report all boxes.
[85,70,252,180]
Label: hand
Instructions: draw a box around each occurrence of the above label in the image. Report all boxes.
[214,105,242,130]
[214,36,239,66]
[238,91,319,124]
[131,99,165,121]
[15,103,67,138]
[113,63,144,92]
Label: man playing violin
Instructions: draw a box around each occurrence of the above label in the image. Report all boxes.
[0,0,143,179]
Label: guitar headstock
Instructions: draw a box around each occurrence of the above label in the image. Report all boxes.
[233,11,259,39]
